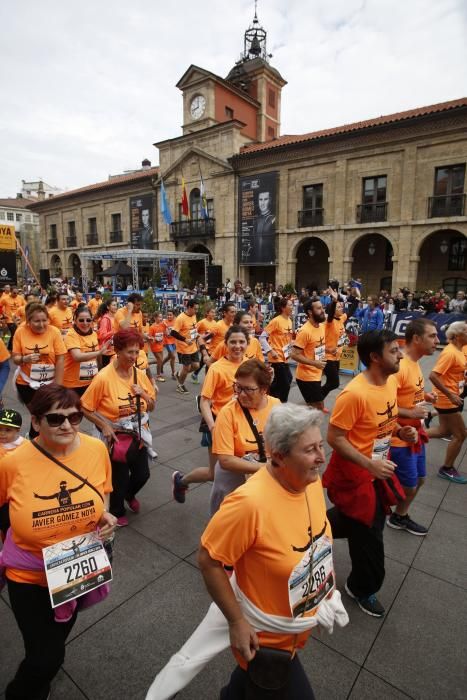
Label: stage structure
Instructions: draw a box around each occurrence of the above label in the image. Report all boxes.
[79,249,210,293]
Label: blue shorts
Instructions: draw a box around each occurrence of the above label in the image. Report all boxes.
[390,444,426,488]
[201,431,212,448]
[165,344,176,353]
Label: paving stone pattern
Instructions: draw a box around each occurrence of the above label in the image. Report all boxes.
[1,352,466,699]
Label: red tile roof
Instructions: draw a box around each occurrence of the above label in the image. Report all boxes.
[28,167,159,208]
[239,97,467,156]
[0,197,36,209]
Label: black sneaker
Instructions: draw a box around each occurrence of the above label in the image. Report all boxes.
[176,384,189,394]
[172,471,188,503]
[388,512,428,536]
[345,582,385,618]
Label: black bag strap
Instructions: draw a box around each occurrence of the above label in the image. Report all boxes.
[239,404,267,463]
[133,365,142,440]
[31,440,104,503]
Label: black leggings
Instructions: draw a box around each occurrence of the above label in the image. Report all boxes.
[15,383,39,439]
[269,362,292,403]
[322,360,340,399]
[220,655,315,699]
[6,578,78,700]
[109,447,150,517]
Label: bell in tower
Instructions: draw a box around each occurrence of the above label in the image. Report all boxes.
[243,2,268,62]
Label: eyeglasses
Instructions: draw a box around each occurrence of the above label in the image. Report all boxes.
[77,318,92,323]
[42,412,84,427]
[233,382,260,394]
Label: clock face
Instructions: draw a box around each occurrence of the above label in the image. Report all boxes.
[190,94,206,120]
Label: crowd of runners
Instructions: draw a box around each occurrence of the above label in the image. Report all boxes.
[0,283,466,699]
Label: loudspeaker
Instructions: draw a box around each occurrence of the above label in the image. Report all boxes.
[207,265,222,289]
[39,269,51,288]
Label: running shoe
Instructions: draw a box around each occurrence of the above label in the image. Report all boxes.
[171,374,177,380]
[191,372,199,384]
[387,512,428,536]
[126,497,140,514]
[176,384,189,394]
[441,437,452,442]
[344,582,385,617]
[156,375,166,382]
[172,470,188,503]
[116,516,129,527]
[438,467,467,484]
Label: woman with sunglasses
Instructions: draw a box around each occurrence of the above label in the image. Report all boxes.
[12,302,66,437]
[95,298,118,367]
[0,383,116,700]
[210,359,279,514]
[62,304,112,396]
[81,328,156,526]
[172,325,249,504]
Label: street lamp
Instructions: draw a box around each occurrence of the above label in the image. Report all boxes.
[368,241,376,256]
[308,244,316,257]
[439,240,449,254]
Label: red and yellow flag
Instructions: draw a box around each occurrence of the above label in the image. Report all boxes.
[181,177,189,218]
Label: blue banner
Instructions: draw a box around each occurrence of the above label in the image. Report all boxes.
[389,311,467,344]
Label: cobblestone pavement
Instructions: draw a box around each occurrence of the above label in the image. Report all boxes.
[1,352,466,699]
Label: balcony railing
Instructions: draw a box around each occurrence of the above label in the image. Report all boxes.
[428,194,465,218]
[356,202,388,223]
[48,238,58,249]
[109,230,123,243]
[66,236,77,247]
[86,233,98,245]
[297,208,324,227]
[170,218,215,240]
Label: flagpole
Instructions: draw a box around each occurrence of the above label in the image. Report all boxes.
[12,232,40,287]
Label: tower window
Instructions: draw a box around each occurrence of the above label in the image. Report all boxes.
[268,126,275,139]
[268,89,276,108]
[225,106,234,119]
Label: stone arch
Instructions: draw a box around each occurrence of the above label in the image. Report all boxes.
[295,237,330,293]
[183,243,212,287]
[349,233,395,295]
[416,229,466,294]
[50,254,62,278]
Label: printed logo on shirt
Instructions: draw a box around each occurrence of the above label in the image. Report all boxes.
[117,392,138,417]
[32,480,97,532]
[25,343,49,356]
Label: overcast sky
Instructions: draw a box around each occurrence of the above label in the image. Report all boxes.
[1,0,466,196]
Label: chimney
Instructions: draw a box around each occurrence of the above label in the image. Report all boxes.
[16,193,23,199]
[37,180,45,201]
[141,159,151,170]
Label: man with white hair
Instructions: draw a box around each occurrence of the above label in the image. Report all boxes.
[427,320,467,484]
[449,290,466,313]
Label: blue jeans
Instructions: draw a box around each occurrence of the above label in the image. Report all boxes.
[0,359,10,395]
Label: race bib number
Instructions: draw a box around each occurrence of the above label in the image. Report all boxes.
[30,363,55,385]
[372,435,391,461]
[314,345,325,362]
[288,535,334,618]
[190,328,198,341]
[459,380,465,393]
[337,333,347,347]
[154,333,163,343]
[42,531,112,608]
[282,342,292,360]
[79,359,98,381]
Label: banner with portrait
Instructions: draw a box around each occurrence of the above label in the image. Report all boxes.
[129,194,154,249]
[0,251,17,284]
[238,172,277,266]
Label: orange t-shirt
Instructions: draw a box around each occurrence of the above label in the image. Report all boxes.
[13,325,66,385]
[63,328,100,388]
[201,467,332,666]
[81,361,155,422]
[325,314,348,361]
[0,434,112,586]
[0,337,10,362]
[201,356,245,416]
[209,319,231,353]
[135,349,149,371]
[264,314,294,363]
[162,318,175,346]
[210,336,263,362]
[88,297,100,317]
[70,298,84,312]
[48,306,73,335]
[294,321,326,381]
[391,356,425,448]
[2,295,24,324]
[114,307,143,333]
[213,396,280,458]
[330,373,399,459]
[432,343,466,409]
[197,318,218,352]
[173,311,198,354]
[149,322,166,353]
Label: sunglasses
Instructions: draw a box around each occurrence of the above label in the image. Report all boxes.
[233,382,260,394]
[77,318,92,323]
[41,411,84,427]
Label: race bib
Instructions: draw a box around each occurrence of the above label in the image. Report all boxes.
[30,363,55,385]
[337,333,347,347]
[459,380,465,393]
[372,435,391,461]
[282,342,292,360]
[153,333,163,343]
[190,328,198,341]
[314,345,325,362]
[42,531,112,608]
[288,535,334,618]
[79,359,98,381]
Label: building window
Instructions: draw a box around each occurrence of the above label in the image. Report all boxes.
[16,213,22,221]
[50,224,57,237]
[357,176,388,222]
[7,212,14,221]
[430,164,465,217]
[299,184,323,226]
[88,217,97,234]
[0,212,4,220]
[68,221,76,236]
[25,214,31,222]
[225,106,234,119]
[189,188,214,220]
[448,237,467,271]
[268,89,276,108]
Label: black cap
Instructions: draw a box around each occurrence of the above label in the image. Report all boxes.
[0,409,22,429]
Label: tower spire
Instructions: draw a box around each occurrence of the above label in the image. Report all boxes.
[242,1,269,62]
